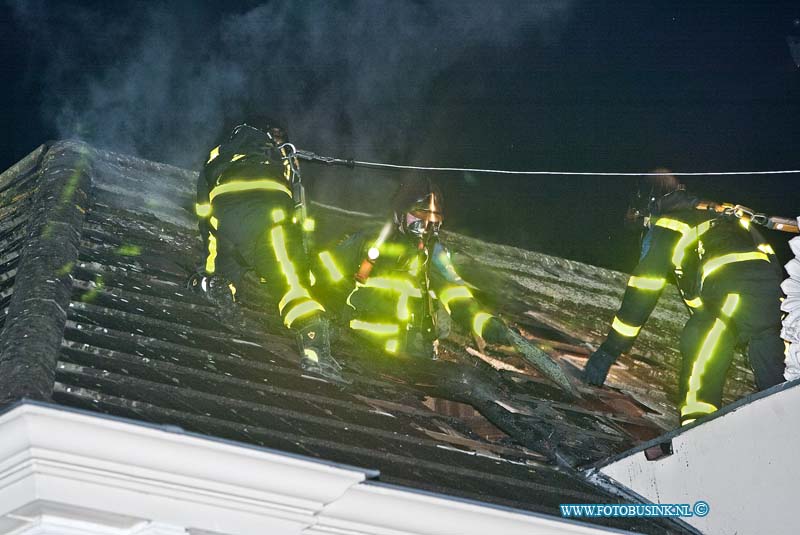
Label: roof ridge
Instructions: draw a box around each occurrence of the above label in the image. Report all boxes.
[0,142,93,406]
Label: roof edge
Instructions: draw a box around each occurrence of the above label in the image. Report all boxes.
[0,141,93,406]
[0,144,48,192]
[0,402,622,535]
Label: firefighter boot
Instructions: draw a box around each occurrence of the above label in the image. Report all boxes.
[296,318,348,384]
[188,272,238,322]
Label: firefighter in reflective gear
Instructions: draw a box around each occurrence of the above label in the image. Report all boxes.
[583,173,785,425]
[312,179,511,358]
[192,123,341,381]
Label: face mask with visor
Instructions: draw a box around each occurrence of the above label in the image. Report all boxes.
[401,191,444,241]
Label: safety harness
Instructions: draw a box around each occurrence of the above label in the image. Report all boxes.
[695,201,799,234]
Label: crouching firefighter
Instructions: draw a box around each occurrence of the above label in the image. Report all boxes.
[311,179,511,359]
[583,172,786,425]
[191,123,343,382]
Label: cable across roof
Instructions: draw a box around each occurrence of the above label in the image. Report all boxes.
[351,161,800,177]
[289,148,800,177]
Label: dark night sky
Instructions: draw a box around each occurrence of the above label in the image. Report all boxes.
[2,0,798,272]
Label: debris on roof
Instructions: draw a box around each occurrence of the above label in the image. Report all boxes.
[0,140,746,533]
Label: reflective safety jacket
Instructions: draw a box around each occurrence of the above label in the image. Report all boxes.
[195,125,301,275]
[312,227,496,356]
[604,190,780,355]
[193,125,324,330]
[195,125,314,274]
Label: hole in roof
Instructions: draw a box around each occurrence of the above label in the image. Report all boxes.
[423,396,508,442]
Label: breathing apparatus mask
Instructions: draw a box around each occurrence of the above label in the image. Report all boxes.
[395,190,444,245]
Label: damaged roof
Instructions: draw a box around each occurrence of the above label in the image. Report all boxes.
[0,140,751,533]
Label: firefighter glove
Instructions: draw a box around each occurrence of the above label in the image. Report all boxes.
[482,317,513,345]
[583,346,618,386]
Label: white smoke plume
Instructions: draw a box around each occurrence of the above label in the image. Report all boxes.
[10,0,575,208]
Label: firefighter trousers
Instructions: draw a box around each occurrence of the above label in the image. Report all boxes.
[678,280,784,423]
[204,190,324,329]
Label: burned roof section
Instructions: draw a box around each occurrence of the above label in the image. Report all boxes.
[0,140,727,533]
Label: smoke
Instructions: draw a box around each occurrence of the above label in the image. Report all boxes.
[11,0,575,208]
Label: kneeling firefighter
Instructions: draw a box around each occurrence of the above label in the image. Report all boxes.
[192,123,342,381]
[311,178,575,394]
[583,172,786,425]
[312,179,506,356]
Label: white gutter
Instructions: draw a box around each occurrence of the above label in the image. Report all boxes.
[0,403,623,535]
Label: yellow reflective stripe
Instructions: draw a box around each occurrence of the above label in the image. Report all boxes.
[280,145,292,182]
[279,286,310,313]
[655,218,714,267]
[655,217,691,235]
[304,348,319,362]
[612,317,641,337]
[721,293,740,317]
[739,217,751,229]
[207,145,220,164]
[627,276,666,291]
[680,401,717,418]
[195,203,212,218]
[672,220,712,267]
[271,225,315,319]
[284,300,324,328]
[205,234,218,274]
[758,243,775,255]
[685,297,703,308]
[701,251,769,284]
[363,277,422,297]
[231,153,246,162]
[318,251,344,282]
[345,288,358,310]
[408,256,420,276]
[271,208,286,223]
[209,179,291,202]
[385,339,399,354]
[397,292,411,321]
[682,316,727,417]
[350,320,399,336]
[360,277,421,321]
[204,217,219,274]
[439,286,474,313]
[380,243,407,256]
[352,277,422,322]
[472,312,493,337]
[303,218,315,232]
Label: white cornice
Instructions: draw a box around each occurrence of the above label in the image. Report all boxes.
[0,403,369,535]
[0,403,622,535]
[313,483,623,535]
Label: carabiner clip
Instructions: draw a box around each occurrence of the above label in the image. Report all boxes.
[732,205,755,220]
[277,143,302,185]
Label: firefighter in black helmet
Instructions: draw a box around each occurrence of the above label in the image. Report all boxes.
[191,122,342,382]
[583,171,785,425]
[311,178,513,359]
